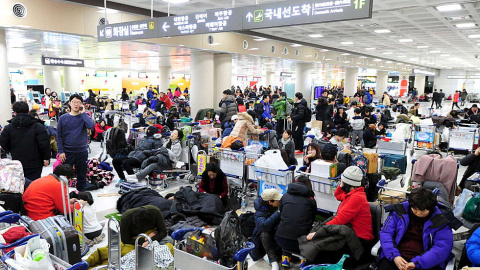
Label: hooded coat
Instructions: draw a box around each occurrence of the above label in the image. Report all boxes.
[0,114,50,168]
[250,197,281,261]
[218,95,238,124]
[229,112,263,142]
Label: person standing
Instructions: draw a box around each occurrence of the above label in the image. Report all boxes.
[218,90,238,127]
[0,101,50,180]
[431,89,439,109]
[257,95,271,127]
[461,89,468,106]
[453,90,461,109]
[288,93,308,153]
[273,92,292,135]
[57,94,95,191]
[438,89,444,108]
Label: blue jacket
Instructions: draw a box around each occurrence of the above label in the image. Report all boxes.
[379,202,453,270]
[147,90,154,100]
[150,99,157,110]
[261,100,271,120]
[250,197,280,261]
[466,227,480,266]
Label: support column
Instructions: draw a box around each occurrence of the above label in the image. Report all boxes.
[376,71,388,97]
[43,65,62,93]
[324,73,332,88]
[295,62,314,106]
[214,54,232,99]
[414,75,426,96]
[266,71,275,88]
[0,30,11,126]
[190,51,214,116]
[344,67,359,96]
[158,66,171,91]
[64,67,80,93]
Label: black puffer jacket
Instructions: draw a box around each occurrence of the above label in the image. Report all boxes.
[127,136,163,162]
[0,114,50,168]
[116,187,173,218]
[276,182,317,241]
[291,98,308,122]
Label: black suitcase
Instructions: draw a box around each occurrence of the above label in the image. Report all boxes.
[0,193,24,214]
[365,173,382,202]
[51,215,82,264]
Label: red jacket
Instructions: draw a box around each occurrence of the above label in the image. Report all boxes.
[94,123,111,139]
[238,104,247,113]
[23,174,73,221]
[326,187,374,240]
[453,92,460,102]
[160,95,174,110]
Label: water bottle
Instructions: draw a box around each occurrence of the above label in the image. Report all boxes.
[255,118,259,126]
[241,196,247,210]
[32,249,46,262]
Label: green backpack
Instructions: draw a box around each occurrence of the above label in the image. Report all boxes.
[463,196,480,222]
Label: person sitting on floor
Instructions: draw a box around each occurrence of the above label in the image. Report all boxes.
[69,191,104,245]
[251,189,283,270]
[198,163,229,206]
[278,129,297,166]
[329,128,348,151]
[363,124,378,149]
[304,143,322,173]
[378,187,453,270]
[93,120,111,141]
[120,205,171,247]
[459,147,480,189]
[320,143,346,175]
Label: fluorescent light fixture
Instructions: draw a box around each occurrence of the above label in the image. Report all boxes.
[359,56,367,58]
[248,48,259,51]
[373,59,382,62]
[341,53,350,55]
[340,42,354,45]
[440,54,450,57]
[324,58,332,61]
[383,52,393,55]
[409,58,418,61]
[399,39,413,42]
[209,43,221,46]
[397,63,404,65]
[386,61,393,63]
[320,49,329,52]
[374,29,391,34]
[417,45,429,48]
[456,23,477,28]
[308,34,324,38]
[291,44,303,47]
[468,34,480,38]
[435,4,462,12]
[253,38,268,41]
[41,48,57,52]
[161,0,190,3]
[14,38,36,43]
[97,7,118,13]
[397,55,407,58]
[430,50,441,53]
[365,47,375,50]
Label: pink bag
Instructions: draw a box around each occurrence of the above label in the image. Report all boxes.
[52,154,62,171]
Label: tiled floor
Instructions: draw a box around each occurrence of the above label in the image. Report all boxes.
[37,100,471,269]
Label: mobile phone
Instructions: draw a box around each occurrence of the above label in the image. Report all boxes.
[80,106,84,111]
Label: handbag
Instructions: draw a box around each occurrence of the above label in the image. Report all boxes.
[0,159,25,193]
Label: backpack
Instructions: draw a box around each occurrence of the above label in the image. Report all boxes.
[304,107,312,122]
[254,102,265,118]
[239,212,256,239]
[106,128,130,158]
[350,150,368,176]
[285,99,293,116]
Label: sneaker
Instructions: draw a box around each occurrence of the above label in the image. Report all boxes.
[281,255,291,268]
[115,179,124,187]
[295,150,304,154]
[263,255,271,265]
[125,175,139,183]
[299,259,307,268]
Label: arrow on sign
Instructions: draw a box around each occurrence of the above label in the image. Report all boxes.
[162,22,170,32]
[246,12,253,22]
[100,29,105,37]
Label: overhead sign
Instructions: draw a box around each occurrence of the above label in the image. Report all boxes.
[280,72,293,77]
[242,0,372,30]
[413,69,436,76]
[97,0,373,42]
[447,75,480,79]
[42,56,84,67]
[98,19,157,42]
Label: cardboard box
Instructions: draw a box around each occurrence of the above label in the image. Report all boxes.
[311,160,338,178]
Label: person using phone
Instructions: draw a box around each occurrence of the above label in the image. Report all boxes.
[56,94,95,191]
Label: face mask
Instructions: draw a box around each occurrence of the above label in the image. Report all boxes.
[341,185,351,193]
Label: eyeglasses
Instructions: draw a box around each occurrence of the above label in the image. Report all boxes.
[71,101,82,105]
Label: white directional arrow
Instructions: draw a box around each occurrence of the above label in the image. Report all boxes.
[246,12,253,22]
[100,29,104,37]
[162,22,170,32]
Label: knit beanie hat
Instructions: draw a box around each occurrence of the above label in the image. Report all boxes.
[341,166,363,187]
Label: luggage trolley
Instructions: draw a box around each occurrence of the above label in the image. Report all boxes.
[251,164,296,196]
[448,128,477,158]
[171,228,254,270]
[410,124,438,156]
[298,170,341,214]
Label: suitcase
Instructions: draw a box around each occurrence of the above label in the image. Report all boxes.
[119,181,145,194]
[50,215,82,264]
[0,192,24,214]
[365,173,381,202]
[364,152,379,174]
[383,154,407,174]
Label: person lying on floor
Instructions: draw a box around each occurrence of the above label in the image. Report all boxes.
[135,129,183,181]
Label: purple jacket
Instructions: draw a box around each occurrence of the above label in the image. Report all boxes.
[379,202,453,269]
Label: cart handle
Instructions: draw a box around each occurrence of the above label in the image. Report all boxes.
[379,154,387,159]
[173,119,180,122]
[190,122,200,126]
[233,242,255,262]
[0,211,13,218]
[279,166,297,172]
[0,234,39,250]
[212,137,218,141]
[304,135,315,139]
[0,213,21,224]
[171,228,203,241]
[261,130,270,135]
[187,135,196,140]
[297,166,307,173]
[0,249,14,263]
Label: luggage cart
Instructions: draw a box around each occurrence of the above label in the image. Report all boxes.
[251,165,296,196]
[410,124,438,156]
[448,128,477,158]
[171,228,254,270]
[298,170,341,214]
[376,138,408,156]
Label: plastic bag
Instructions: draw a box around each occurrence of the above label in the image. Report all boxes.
[11,236,55,270]
[463,195,480,222]
[453,189,474,217]
[303,254,349,270]
[214,211,247,267]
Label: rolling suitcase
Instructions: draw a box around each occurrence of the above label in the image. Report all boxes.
[0,192,24,214]
[50,215,82,264]
[364,152,379,174]
[383,154,407,174]
[119,181,145,194]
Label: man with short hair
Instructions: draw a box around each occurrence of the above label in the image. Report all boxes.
[438,89,444,108]
[257,95,271,127]
[273,92,293,135]
[57,94,95,191]
[288,92,308,153]
[0,101,50,180]
[120,205,168,247]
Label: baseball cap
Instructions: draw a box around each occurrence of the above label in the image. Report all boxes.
[231,115,239,121]
[261,189,283,201]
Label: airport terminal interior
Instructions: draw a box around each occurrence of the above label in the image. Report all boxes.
[1,0,480,269]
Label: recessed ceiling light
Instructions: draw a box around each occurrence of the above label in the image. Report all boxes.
[320,49,329,52]
[397,63,404,65]
[253,38,268,41]
[373,59,382,62]
[383,52,393,55]
[248,48,259,51]
[374,29,391,34]
[456,23,477,28]
[341,42,354,45]
[399,39,413,42]
[409,58,418,61]
[440,54,450,57]
[446,15,472,20]
[97,7,118,13]
[430,50,441,53]
[397,55,407,58]
[324,58,332,61]
[341,53,350,55]
[291,44,303,47]
[417,45,429,48]
[468,34,480,39]
[435,4,462,12]
[359,56,367,58]
[386,61,393,63]
[308,34,324,38]
[161,0,190,3]
[365,47,375,50]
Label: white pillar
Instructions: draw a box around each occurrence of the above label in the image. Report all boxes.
[158,66,171,91]
[344,67,359,96]
[214,54,232,99]
[414,75,426,96]
[43,65,62,93]
[266,71,275,87]
[190,51,214,116]
[64,67,80,93]
[324,73,332,88]
[0,30,11,126]
[376,71,388,97]
[295,62,314,106]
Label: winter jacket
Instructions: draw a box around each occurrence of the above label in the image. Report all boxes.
[315,103,329,121]
[379,202,453,270]
[120,205,167,245]
[364,130,377,148]
[383,94,391,106]
[349,116,365,131]
[466,227,480,266]
[363,114,377,127]
[147,90,154,100]
[291,98,308,122]
[276,182,317,241]
[260,100,271,121]
[222,121,235,138]
[299,223,364,262]
[278,137,296,165]
[250,198,281,261]
[460,153,480,189]
[0,114,50,169]
[333,112,348,127]
[218,95,238,124]
[273,97,294,120]
[94,123,111,139]
[198,170,228,198]
[229,112,263,142]
[326,187,374,241]
[127,136,163,162]
[453,92,460,103]
[160,95,174,110]
[116,187,173,218]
